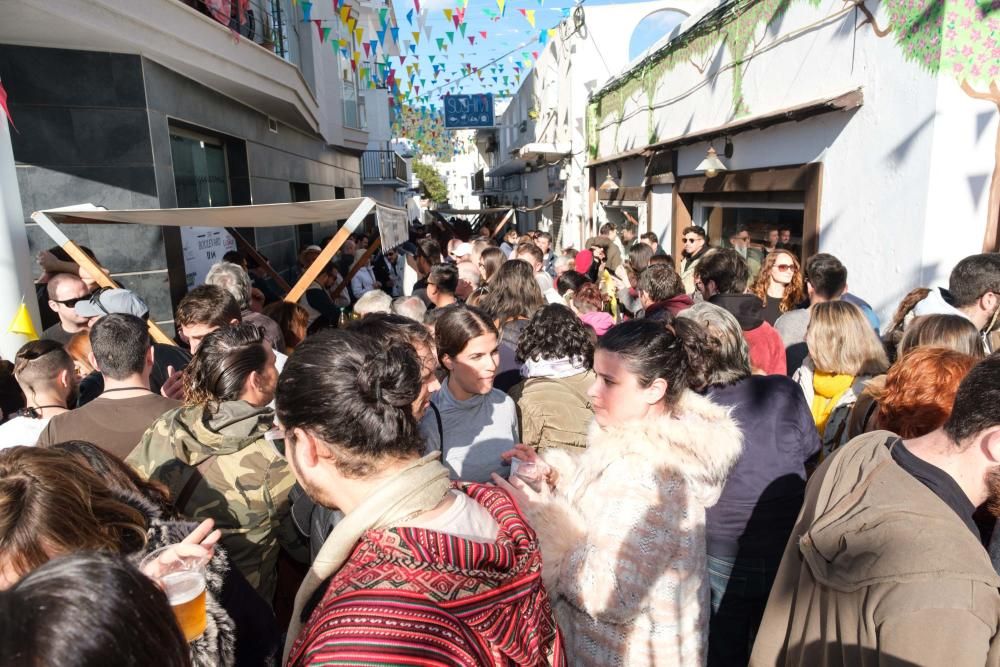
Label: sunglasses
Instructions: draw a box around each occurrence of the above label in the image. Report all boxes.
[682,237,701,243]
[774,264,796,271]
[53,296,86,308]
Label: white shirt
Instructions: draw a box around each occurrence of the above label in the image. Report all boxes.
[350,266,378,299]
[0,415,50,448]
[404,490,499,543]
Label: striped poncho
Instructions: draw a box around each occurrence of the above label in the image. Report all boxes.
[287,483,565,666]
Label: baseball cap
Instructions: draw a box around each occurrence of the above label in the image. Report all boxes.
[75,288,149,319]
[452,242,472,258]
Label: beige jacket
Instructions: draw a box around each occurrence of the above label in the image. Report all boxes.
[523,390,742,666]
[508,370,596,453]
[751,431,1000,666]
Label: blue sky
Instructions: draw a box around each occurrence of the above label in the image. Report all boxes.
[387,0,681,109]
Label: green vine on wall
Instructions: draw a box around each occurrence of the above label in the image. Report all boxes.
[586,0,820,158]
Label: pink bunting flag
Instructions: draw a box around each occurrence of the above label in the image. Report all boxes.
[0,80,13,129]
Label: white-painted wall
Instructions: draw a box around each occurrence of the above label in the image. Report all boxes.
[491,0,700,250]
[590,0,998,323]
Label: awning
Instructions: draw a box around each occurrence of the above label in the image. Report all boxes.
[35,198,399,228]
[517,143,572,160]
[29,198,406,347]
[586,87,864,168]
[487,158,528,178]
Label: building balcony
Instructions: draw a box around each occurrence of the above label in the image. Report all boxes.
[1,0,322,134]
[362,150,408,186]
[472,168,502,195]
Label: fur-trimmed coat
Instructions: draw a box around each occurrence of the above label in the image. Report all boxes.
[119,490,238,667]
[522,390,743,667]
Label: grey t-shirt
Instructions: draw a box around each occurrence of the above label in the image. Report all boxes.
[420,379,519,483]
[774,308,810,375]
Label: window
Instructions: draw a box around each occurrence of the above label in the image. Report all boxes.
[335,17,366,129]
[169,130,231,208]
[169,128,236,289]
[693,199,805,259]
[628,9,688,62]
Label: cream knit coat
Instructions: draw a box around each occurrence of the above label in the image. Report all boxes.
[524,390,743,666]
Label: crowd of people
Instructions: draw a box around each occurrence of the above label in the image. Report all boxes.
[3,217,1000,667]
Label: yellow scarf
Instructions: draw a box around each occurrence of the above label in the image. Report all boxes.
[811,371,855,436]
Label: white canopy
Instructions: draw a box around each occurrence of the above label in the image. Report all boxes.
[35,198,401,232]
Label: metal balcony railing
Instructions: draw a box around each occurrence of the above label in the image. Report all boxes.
[362,151,408,185]
[472,168,501,194]
[180,0,292,61]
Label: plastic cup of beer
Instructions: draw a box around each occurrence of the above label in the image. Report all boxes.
[140,545,208,642]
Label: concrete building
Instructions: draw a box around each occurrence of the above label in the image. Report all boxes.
[0,0,394,331]
[361,88,415,208]
[586,0,999,323]
[475,1,696,250]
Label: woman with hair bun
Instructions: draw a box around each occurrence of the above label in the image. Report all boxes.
[495,317,743,666]
[276,329,564,666]
[509,304,597,453]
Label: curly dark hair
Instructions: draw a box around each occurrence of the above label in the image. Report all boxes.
[515,304,595,367]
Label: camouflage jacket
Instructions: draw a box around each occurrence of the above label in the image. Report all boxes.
[128,400,305,603]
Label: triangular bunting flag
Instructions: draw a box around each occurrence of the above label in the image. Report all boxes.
[390,27,399,42]
[446,31,454,43]
[469,36,475,45]
[412,31,420,44]
[6,301,37,340]
[301,1,313,21]
[339,5,350,22]
[443,8,453,21]
[363,42,371,57]
[406,8,414,23]
[436,37,445,50]
[321,26,332,42]
[480,30,487,38]
[414,0,420,12]
[379,7,389,25]
[459,22,467,37]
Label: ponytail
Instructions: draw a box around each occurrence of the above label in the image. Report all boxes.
[597,316,709,407]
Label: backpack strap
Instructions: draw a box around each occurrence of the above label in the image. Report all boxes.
[173,457,216,515]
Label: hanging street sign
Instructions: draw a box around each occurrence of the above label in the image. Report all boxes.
[443,93,495,129]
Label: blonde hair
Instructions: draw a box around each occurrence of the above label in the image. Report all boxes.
[806,301,889,376]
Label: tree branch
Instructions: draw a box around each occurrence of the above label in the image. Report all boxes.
[961,79,1000,105]
[853,0,891,37]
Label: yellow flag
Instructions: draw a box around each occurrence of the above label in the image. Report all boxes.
[7,302,38,340]
[525,9,535,27]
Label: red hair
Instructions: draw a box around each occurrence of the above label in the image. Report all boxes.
[872,347,977,438]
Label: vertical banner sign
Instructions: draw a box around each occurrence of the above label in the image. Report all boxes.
[375,205,409,251]
[443,93,495,129]
[181,227,236,289]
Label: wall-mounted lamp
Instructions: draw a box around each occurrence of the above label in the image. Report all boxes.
[696,146,727,178]
[599,164,622,192]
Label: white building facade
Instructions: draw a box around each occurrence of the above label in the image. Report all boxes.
[478,0,701,250]
[587,0,999,323]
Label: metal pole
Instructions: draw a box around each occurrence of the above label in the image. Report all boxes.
[0,100,42,360]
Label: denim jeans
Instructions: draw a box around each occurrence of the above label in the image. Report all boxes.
[707,553,780,667]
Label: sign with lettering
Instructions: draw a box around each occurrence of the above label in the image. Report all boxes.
[375,204,409,251]
[443,94,495,129]
[181,226,236,289]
